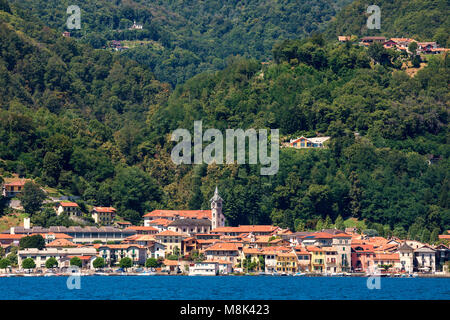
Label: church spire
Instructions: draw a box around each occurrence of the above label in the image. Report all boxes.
[210,186,224,229]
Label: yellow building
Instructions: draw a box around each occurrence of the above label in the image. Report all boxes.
[154,230,188,256]
[307,246,325,273]
[276,252,298,273]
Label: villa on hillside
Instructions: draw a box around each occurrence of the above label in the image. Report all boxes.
[91,207,116,225]
[288,136,331,149]
[55,202,82,219]
[2,179,27,197]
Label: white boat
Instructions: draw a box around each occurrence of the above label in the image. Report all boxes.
[294,272,305,276]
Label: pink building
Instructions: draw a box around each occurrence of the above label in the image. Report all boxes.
[351,244,375,272]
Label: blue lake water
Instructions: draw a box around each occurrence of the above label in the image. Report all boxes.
[1,276,449,300]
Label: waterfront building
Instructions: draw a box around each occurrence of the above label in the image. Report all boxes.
[17,247,97,269]
[398,242,414,273]
[204,242,241,266]
[276,252,298,274]
[154,230,188,255]
[414,246,436,273]
[4,226,136,243]
[98,244,146,266]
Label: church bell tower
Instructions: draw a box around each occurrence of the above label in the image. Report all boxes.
[210,186,224,229]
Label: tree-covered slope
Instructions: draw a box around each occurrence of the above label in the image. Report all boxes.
[147,38,449,238]
[10,0,353,86]
[326,0,450,46]
[0,1,449,242]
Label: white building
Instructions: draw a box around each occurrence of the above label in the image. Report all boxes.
[414,246,436,273]
[18,247,97,269]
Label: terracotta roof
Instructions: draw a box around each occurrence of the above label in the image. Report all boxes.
[67,255,94,261]
[373,253,399,261]
[93,207,116,213]
[439,235,450,240]
[59,202,79,207]
[202,259,232,264]
[38,232,73,239]
[305,246,324,252]
[211,225,278,234]
[154,230,186,237]
[278,252,297,258]
[163,259,179,266]
[143,210,212,219]
[116,221,132,225]
[0,234,24,240]
[205,242,240,251]
[3,180,27,186]
[46,238,78,247]
[333,233,352,238]
[147,218,172,227]
[99,244,143,249]
[125,226,158,232]
[134,235,156,242]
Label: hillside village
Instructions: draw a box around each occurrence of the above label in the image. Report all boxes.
[0,181,449,276]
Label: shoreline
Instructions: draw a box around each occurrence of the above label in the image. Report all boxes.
[1,272,449,278]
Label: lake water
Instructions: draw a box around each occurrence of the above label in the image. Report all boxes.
[1,276,449,300]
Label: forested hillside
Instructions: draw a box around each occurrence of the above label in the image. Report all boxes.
[10,0,352,86]
[326,0,450,46]
[0,1,449,242]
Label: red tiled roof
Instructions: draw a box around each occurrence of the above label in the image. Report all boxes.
[147,218,172,227]
[205,242,240,251]
[211,225,278,234]
[59,202,79,207]
[125,226,158,232]
[93,207,116,213]
[3,180,27,187]
[154,230,186,237]
[0,234,25,240]
[373,253,400,261]
[46,238,78,247]
[143,210,212,219]
[67,255,94,261]
[163,259,179,266]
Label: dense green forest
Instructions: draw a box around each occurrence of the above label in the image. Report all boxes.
[326,0,450,46]
[9,0,352,86]
[0,1,449,242]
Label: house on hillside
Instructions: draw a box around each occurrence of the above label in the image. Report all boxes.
[360,36,386,46]
[91,207,116,225]
[288,136,330,149]
[55,202,82,219]
[2,180,27,197]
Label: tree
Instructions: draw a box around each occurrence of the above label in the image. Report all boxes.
[335,215,345,231]
[19,234,45,250]
[45,257,58,269]
[0,258,10,270]
[19,182,46,215]
[412,55,421,68]
[408,42,418,56]
[324,215,333,229]
[430,228,440,244]
[119,257,133,270]
[145,258,158,268]
[70,257,82,268]
[93,257,105,269]
[22,258,36,270]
